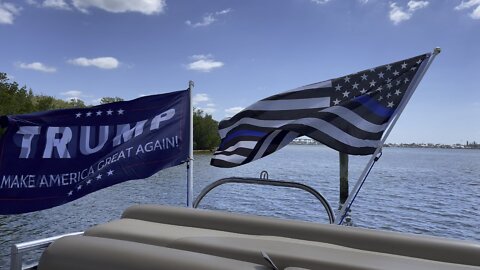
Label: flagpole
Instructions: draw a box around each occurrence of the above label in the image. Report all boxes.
[187,80,194,207]
[334,47,442,224]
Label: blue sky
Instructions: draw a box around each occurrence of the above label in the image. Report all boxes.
[0,0,479,144]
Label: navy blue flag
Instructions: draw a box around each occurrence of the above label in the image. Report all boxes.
[0,89,190,214]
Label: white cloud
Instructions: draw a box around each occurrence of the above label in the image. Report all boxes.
[43,0,70,9]
[455,0,480,19]
[60,90,97,103]
[0,2,20,24]
[61,90,83,99]
[68,57,120,69]
[186,8,231,28]
[311,0,331,4]
[215,8,231,15]
[193,93,217,114]
[186,14,215,28]
[389,1,429,25]
[193,93,210,105]
[407,0,429,11]
[72,0,165,14]
[225,106,244,117]
[389,3,411,24]
[17,62,57,73]
[187,55,224,72]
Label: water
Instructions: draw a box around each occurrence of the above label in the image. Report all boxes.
[1,145,479,268]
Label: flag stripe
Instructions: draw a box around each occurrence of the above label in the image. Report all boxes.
[253,130,282,161]
[281,119,380,148]
[219,135,265,150]
[321,106,388,133]
[219,115,386,139]
[219,107,389,130]
[304,128,377,155]
[262,130,297,158]
[265,81,332,100]
[215,141,257,154]
[343,102,391,125]
[354,96,394,117]
[215,147,255,157]
[221,129,266,147]
[211,154,247,165]
[246,97,331,111]
[277,131,300,149]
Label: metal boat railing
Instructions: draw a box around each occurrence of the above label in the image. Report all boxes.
[194,174,335,224]
[10,232,83,270]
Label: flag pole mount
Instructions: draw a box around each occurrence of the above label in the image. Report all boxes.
[187,80,194,207]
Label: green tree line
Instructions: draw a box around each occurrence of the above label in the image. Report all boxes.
[0,72,219,150]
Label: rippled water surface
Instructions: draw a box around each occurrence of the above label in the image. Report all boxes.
[1,146,479,267]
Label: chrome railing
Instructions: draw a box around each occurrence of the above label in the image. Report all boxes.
[10,232,83,270]
[194,174,335,224]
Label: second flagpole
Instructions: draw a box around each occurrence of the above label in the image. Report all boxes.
[187,80,194,207]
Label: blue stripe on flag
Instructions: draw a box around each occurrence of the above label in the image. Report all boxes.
[353,96,394,117]
[221,130,267,148]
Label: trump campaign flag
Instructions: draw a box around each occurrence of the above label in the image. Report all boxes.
[211,53,430,168]
[0,89,190,214]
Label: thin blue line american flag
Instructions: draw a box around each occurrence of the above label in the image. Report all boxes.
[211,53,430,168]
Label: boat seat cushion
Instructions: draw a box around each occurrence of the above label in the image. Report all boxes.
[119,204,480,267]
[85,218,479,270]
[38,235,270,270]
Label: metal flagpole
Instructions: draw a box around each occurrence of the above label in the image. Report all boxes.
[334,47,442,224]
[187,80,194,207]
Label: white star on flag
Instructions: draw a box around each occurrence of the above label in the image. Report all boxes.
[75,112,82,118]
[107,169,114,176]
[96,174,102,180]
[96,111,102,116]
[86,112,92,117]
[117,109,124,115]
[107,109,113,115]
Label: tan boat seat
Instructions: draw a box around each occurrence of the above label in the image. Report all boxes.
[38,235,270,270]
[119,204,480,266]
[81,205,480,270]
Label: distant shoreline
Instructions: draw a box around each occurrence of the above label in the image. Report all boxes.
[290,142,480,150]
